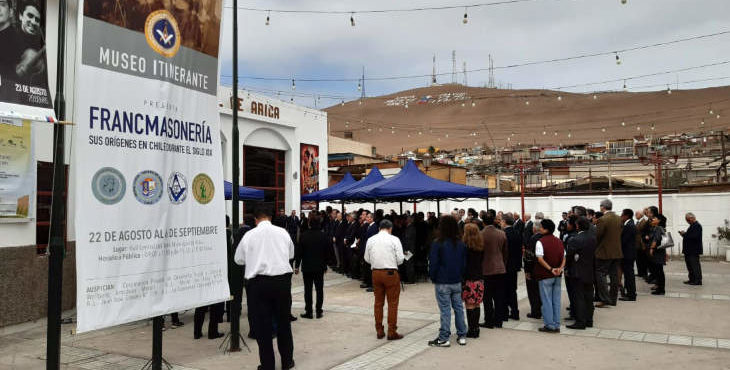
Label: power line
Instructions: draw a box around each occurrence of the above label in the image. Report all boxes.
[220,29,730,83]
[228,0,542,14]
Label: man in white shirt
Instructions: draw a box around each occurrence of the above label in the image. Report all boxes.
[364,220,405,340]
[234,208,296,370]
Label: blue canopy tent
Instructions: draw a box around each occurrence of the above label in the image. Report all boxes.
[342,160,488,213]
[224,181,265,200]
[321,167,385,202]
[301,172,356,202]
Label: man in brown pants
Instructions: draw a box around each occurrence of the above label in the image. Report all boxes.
[364,219,405,340]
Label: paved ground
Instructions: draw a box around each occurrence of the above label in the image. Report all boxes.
[1,259,730,370]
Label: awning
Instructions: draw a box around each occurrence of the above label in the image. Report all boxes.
[301,172,357,201]
[223,181,265,200]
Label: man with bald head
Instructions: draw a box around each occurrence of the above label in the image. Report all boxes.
[679,213,703,285]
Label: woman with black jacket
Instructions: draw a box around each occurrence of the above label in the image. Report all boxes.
[648,214,668,295]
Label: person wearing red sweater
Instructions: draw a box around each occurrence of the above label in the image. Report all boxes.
[533,219,565,333]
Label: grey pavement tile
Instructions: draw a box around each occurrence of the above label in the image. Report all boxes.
[693,337,718,348]
[717,339,730,349]
[597,329,623,339]
[620,331,646,342]
[643,333,669,344]
[667,335,693,346]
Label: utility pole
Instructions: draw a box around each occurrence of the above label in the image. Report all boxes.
[463,61,467,86]
[47,0,67,368]
[229,0,243,353]
[488,54,495,88]
[451,50,456,84]
[431,54,437,85]
[361,66,365,99]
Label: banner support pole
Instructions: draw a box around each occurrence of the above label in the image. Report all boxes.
[47,0,67,367]
[229,0,243,353]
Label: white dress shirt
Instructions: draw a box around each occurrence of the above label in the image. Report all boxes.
[234,220,294,279]
[364,230,405,269]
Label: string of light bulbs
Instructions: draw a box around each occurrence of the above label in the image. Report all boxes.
[221,29,730,85]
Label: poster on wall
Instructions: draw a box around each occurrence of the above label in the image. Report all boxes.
[0,0,54,120]
[300,143,319,211]
[0,117,35,219]
[73,0,228,333]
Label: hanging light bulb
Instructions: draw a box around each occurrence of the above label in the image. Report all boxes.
[290,97,294,102]
[593,94,598,100]
[621,0,627,4]
[623,80,627,90]
[357,81,361,91]
[507,137,511,142]
[700,120,705,126]
[554,131,558,136]
[358,100,362,105]
[709,105,714,115]
[404,102,409,109]
[418,131,422,135]
[341,100,345,106]
[367,127,372,132]
[350,12,355,27]
[650,123,655,131]
[391,130,395,134]
[615,52,621,65]
[667,85,672,95]
[291,79,296,90]
[621,121,626,127]
[525,100,530,105]
[265,11,270,26]
[471,101,476,107]
[345,121,349,128]
[445,133,449,138]
[542,130,547,136]
[636,125,641,131]
[557,95,562,101]
[717,114,722,119]
[461,102,466,107]
[568,131,572,138]
[463,7,468,24]
[602,127,606,133]
[378,127,383,132]
[511,132,515,137]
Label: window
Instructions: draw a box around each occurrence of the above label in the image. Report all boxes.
[344,131,353,139]
[36,161,68,255]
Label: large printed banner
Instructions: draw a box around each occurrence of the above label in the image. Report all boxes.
[0,117,35,219]
[300,143,319,211]
[0,0,54,119]
[73,0,228,332]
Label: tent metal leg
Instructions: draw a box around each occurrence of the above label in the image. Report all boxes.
[399,201,403,214]
[436,200,440,215]
[373,202,376,212]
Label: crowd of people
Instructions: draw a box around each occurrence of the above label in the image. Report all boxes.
[186,200,703,369]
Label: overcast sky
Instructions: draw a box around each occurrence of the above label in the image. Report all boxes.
[218,0,730,108]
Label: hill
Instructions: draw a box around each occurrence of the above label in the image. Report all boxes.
[323,84,730,155]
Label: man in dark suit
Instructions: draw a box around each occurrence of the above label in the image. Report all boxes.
[335,212,350,275]
[619,209,637,301]
[634,209,650,278]
[345,212,361,279]
[502,214,522,320]
[679,213,703,285]
[566,217,596,330]
[361,212,379,291]
[295,216,329,319]
[523,219,542,319]
[513,212,524,237]
[558,212,568,240]
[522,213,533,247]
[595,199,623,307]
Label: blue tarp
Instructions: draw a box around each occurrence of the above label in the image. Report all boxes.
[321,167,385,201]
[342,160,488,201]
[301,172,357,201]
[224,181,265,200]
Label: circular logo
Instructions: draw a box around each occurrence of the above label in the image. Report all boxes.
[144,10,181,58]
[191,173,215,205]
[91,167,126,205]
[133,170,164,205]
[167,172,188,204]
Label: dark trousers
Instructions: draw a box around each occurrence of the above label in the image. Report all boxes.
[482,274,506,326]
[303,271,325,314]
[684,254,703,284]
[525,275,542,316]
[636,250,649,277]
[362,261,373,286]
[595,258,619,305]
[651,261,665,291]
[247,274,294,370]
[338,244,350,274]
[570,278,594,326]
[504,270,519,317]
[194,302,224,337]
[621,258,637,298]
[565,276,575,317]
[350,254,361,279]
